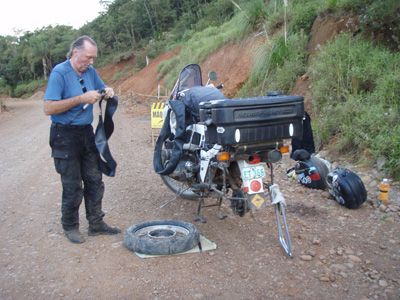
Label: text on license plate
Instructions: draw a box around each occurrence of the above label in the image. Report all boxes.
[242,165,266,181]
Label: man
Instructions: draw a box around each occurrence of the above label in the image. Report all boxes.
[44,35,120,244]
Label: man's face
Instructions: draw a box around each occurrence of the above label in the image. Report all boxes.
[73,41,97,73]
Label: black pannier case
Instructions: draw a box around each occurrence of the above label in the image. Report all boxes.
[199,95,304,146]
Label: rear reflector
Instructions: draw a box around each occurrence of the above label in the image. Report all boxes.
[250,180,262,192]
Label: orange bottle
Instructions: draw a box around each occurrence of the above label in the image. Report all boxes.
[378,178,390,205]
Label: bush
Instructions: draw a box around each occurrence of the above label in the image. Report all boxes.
[238,32,307,96]
[0,78,11,96]
[242,0,269,32]
[290,1,318,33]
[309,33,400,179]
[359,0,400,50]
[194,0,236,31]
[13,79,46,98]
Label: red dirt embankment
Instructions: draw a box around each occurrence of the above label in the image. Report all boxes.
[98,36,263,102]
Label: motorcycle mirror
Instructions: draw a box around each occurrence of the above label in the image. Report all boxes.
[208,71,217,81]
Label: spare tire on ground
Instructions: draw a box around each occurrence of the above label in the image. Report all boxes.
[124,220,200,255]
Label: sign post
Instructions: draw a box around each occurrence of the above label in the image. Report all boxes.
[283,0,288,45]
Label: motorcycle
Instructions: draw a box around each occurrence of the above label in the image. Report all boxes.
[153,64,304,257]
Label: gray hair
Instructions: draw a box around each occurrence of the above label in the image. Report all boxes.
[67,35,97,59]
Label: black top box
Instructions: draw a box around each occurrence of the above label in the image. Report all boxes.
[199,95,304,146]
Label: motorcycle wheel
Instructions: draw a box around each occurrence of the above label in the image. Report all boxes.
[161,175,200,200]
[124,220,200,255]
[231,189,248,217]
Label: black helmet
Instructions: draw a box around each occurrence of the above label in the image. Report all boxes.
[327,168,367,209]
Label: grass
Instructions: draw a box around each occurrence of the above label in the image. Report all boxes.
[0,78,11,97]
[237,31,308,97]
[309,33,400,179]
[13,79,46,98]
[233,1,400,179]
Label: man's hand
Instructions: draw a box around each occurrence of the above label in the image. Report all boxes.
[103,87,115,99]
[44,91,101,116]
[80,90,102,105]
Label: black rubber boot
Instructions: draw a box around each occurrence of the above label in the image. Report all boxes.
[88,221,121,236]
[64,229,85,244]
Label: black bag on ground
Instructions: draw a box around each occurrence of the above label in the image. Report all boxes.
[327,168,367,209]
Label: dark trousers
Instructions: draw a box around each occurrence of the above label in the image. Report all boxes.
[49,123,105,231]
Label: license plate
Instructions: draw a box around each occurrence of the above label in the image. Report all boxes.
[242,165,266,181]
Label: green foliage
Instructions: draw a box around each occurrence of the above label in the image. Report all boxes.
[81,0,237,63]
[134,51,149,71]
[238,32,307,96]
[236,0,375,97]
[309,33,400,179]
[310,34,399,111]
[329,0,369,10]
[289,1,318,33]
[0,77,11,96]
[13,79,46,98]
[261,0,320,36]
[241,0,269,32]
[359,0,400,50]
[0,26,77,87]
[190,0,236,32]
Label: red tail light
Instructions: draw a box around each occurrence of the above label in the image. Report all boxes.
[248,154,261,164]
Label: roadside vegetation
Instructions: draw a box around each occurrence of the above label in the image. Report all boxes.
[157,9,252,88]
[309,34,400,178]
[0,0,399,178]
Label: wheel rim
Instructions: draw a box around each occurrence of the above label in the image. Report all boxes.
[149,229,176,238]
[135,225,190,239]
[163,176,192,192]
[161,175,200,199]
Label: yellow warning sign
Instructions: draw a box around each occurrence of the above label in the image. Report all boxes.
[251,194,266,209]
[151,102,165,129]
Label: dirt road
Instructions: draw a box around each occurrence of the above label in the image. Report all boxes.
[0,96,399,299]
